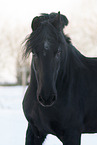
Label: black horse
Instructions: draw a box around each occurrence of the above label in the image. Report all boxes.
[23,12,97,145]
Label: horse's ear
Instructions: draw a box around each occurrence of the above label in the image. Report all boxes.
[61,13,69,28]
[52,12,69,30]
[31,16,41,31]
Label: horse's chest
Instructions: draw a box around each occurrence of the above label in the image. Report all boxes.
[32,106,65,135]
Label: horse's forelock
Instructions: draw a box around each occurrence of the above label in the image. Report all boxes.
[23,23,59,57]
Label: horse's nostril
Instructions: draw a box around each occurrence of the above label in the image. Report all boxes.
[51,95,56,102]
[38,96,44,103]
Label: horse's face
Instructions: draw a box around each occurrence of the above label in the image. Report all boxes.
[33,40,61,107]
[25,12,69,107]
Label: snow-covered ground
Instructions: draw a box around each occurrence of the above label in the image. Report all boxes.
[0,86,97,145]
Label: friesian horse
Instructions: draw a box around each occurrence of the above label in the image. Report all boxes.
[23,12,97,145]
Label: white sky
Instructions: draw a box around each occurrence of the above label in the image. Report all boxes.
[0,0,81,24]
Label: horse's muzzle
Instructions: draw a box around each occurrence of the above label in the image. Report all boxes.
[37,94,57,107]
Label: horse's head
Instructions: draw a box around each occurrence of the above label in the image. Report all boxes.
[25,12,69,107]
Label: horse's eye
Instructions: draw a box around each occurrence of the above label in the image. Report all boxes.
[55,50,61,59]
[33,53,38,58]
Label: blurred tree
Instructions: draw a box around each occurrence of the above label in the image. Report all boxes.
[66,0,97,57]
[0,20,31,85]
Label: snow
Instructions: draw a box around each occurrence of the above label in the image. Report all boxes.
[0,86,97,145]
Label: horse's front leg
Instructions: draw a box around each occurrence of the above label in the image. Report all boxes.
[61,129,81,145]
[25,124,46,145]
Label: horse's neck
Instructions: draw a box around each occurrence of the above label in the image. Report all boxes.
[68,44,86,69]
[57,44,85,84]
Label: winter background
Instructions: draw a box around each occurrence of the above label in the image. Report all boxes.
[0,0,97,145]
